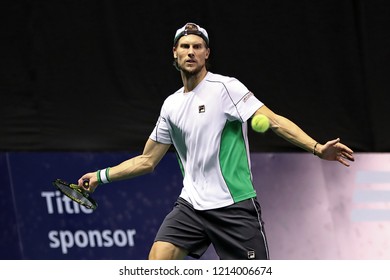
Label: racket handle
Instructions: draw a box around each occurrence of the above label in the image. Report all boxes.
[80,180,90,197]
[83,180,89,188]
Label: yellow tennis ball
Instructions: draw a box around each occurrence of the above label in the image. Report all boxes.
[251,114,270,133]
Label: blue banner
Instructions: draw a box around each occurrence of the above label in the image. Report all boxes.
[2,152,390,260]
[1,152,184,259]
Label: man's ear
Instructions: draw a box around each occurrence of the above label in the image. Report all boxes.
[205,47,210,59]
[173,47,177,58]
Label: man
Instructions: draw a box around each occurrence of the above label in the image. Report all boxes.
[78,23,354,260]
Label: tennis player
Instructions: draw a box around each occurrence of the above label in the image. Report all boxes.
[78,23,354,260]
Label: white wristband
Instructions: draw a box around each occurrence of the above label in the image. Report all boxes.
[99,168,111,184]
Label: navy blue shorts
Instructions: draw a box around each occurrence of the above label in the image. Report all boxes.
[154,197,270,260]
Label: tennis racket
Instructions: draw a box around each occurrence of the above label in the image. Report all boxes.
[53,179,98,210]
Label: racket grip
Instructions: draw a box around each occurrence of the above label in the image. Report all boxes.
[83,180,90,188]
[81,180,90,197]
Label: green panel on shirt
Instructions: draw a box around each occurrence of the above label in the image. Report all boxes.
[219,120,256,202]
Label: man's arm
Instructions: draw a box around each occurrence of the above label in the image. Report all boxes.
[78,138,171,191]
[255,105,354,166]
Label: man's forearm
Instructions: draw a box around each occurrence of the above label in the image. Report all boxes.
[270,115,318,153]
[108,155,155,182]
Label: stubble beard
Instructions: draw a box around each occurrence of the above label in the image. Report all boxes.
[177,61,204,78]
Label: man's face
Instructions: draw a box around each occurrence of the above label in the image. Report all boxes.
[173,35,210,75]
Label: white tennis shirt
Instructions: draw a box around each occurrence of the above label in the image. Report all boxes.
[150,72,263,210]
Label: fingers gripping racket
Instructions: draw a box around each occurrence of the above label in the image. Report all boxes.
[53,179,98,210]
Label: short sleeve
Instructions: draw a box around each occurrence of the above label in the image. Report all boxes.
[149,105,172,144]
[222,78,263,122]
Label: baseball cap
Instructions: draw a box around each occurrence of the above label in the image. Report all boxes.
[173,23,209,46]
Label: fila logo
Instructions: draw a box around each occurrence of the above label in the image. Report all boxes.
[247,251,256,259]
[198,105,205,113]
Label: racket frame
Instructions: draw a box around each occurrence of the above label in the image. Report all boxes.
[53,179,98,210]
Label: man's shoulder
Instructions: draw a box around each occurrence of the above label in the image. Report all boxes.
[205,72,241,85]
[206,72,233,82]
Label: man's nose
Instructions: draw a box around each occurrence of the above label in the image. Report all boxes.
[188,47,195,55]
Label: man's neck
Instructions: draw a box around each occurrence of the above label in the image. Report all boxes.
[181,68,208,92]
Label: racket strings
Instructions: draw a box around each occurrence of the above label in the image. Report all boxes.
[59,185,90,203]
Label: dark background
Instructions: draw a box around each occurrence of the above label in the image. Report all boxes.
[1,0,389,152]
